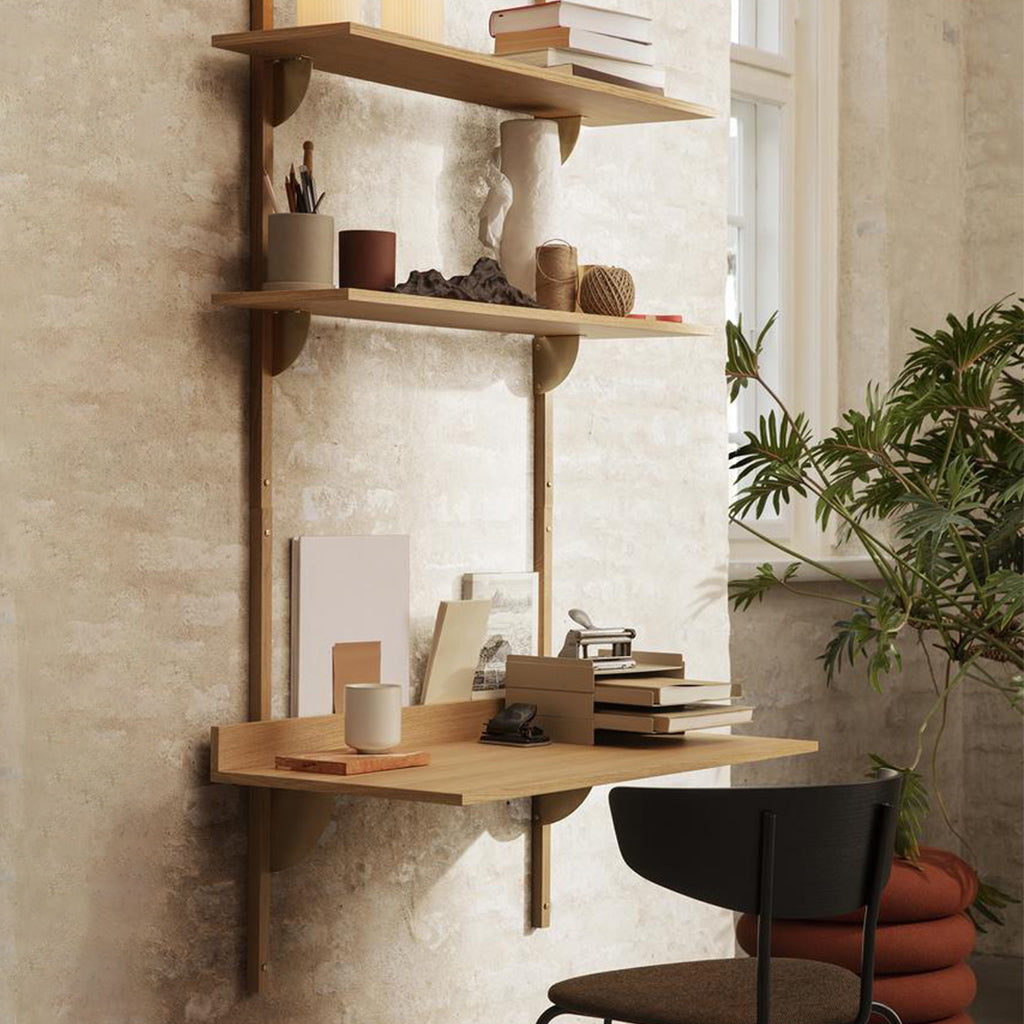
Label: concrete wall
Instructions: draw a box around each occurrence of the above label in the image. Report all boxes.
[732,0,1024,956]
[0,1,732,1022]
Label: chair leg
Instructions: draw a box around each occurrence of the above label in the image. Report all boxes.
[534,1003,611,1024]
[871,1002,903,1024]
[535,1007,566,1024]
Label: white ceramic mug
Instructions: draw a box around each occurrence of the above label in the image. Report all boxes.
[344,683,402,753]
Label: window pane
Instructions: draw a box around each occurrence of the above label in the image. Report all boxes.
[732,0,754,46]
[726,223,740,326]
[728,94,784,522]
[728,115,740,217]
[732,0,782,53]
[756,0,781,53]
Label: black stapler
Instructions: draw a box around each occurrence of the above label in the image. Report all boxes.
[480,703,551,746]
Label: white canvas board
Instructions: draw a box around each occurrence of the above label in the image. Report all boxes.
[461,572,539,693]
[291,536,410,717]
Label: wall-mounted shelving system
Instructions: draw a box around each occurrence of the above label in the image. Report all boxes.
[209,6,816,997]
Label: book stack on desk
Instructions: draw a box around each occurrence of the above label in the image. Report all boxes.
[505,652,749,744]
[593,676,753,735]
[488,2,666,95]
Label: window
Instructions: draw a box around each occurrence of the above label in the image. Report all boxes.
[731,0,782,54]
[728,0,839,556]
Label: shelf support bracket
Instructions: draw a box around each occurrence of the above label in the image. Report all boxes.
[269,790,335,871]
[554,116,583,164]
[530,787,591,928]
[271,310,311,375]
[271,57,313,127]
[533,334,580,395]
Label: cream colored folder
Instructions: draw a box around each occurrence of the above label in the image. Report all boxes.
[421,599,492,704]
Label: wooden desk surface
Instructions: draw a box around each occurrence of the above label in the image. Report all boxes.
[213,731,818,806]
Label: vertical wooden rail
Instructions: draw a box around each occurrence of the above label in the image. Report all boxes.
[530,808,552,928]
[247,0,274,996]
[532,353,554,657]
[531,344,554,928]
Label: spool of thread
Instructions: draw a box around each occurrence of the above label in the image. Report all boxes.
[535,240,578,311]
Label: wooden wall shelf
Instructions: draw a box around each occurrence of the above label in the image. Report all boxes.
[212,699,817,932]
[211,5,782,998]
[213,700,816,805]
[212,287,712,341]
[211,22,717,126]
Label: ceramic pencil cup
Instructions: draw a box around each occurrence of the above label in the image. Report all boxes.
[264,213,335,290]
[344,683,402,753]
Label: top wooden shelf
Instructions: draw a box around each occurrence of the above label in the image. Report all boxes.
[211,22,717,127]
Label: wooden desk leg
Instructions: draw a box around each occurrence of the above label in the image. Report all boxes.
[247,788,272,993]
[531,812,552,928]
[530,788,591,929]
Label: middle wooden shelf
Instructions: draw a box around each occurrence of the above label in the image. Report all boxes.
[213,287,712,340]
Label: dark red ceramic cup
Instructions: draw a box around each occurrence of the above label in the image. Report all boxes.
[338,230,397,291]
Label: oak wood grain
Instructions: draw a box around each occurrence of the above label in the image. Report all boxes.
[211,22,716,127]
[212,287,712,340]
[213,725,818,806]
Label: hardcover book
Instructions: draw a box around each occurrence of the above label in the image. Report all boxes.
[489,1,653,44]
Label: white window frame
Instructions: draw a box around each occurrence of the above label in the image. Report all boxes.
[728,0,840,563]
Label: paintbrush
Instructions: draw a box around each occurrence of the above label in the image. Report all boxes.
[263,171,280,214]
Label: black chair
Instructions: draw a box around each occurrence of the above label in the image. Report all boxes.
[534,773,904,1024]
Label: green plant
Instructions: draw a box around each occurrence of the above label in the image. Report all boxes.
[726,299,1023,926]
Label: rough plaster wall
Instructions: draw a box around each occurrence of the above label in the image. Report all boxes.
[960,0,1024,960]
[731,0,1023,956]
[0,1,732,1022]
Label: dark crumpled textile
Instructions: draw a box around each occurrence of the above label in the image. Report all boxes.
[391,257,538,307]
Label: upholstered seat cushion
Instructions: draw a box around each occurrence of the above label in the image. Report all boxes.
[548,957,861,1024]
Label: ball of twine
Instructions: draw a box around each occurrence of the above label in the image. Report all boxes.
[579,266,636,317]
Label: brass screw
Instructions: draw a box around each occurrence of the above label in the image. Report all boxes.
[264,528,271,536]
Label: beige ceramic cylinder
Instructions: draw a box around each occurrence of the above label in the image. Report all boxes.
[380,0,444,42]
[296,0,362,25]
[264,213,335,290]
[344,683,402,753]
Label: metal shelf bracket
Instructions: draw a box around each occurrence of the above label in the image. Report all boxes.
[271,57,313,126]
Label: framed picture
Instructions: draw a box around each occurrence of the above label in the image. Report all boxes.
[461,572,539,694]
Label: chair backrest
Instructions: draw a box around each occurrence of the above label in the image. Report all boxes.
[609,773,901,1024]
[610,773,900,918]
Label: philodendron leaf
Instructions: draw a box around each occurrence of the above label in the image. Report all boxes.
[867,755,928,861]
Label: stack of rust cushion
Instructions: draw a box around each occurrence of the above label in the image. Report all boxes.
[737,847,978,1024]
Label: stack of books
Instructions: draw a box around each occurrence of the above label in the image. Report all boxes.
[592,675,753,735]
[488,1,665,95]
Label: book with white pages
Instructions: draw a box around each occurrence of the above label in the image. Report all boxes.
[489,2,653,44]
[494,26,655,65]
[594,677,737,707]
[501,49,666,89]
[595,705,755,735]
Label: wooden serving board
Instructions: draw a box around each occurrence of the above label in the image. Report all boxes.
[275,748,431,776]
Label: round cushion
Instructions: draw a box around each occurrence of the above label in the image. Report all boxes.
[834,847,978,924]
[736,913,975,973]
[872,963,977,1024]
[894,1016,972,1024]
